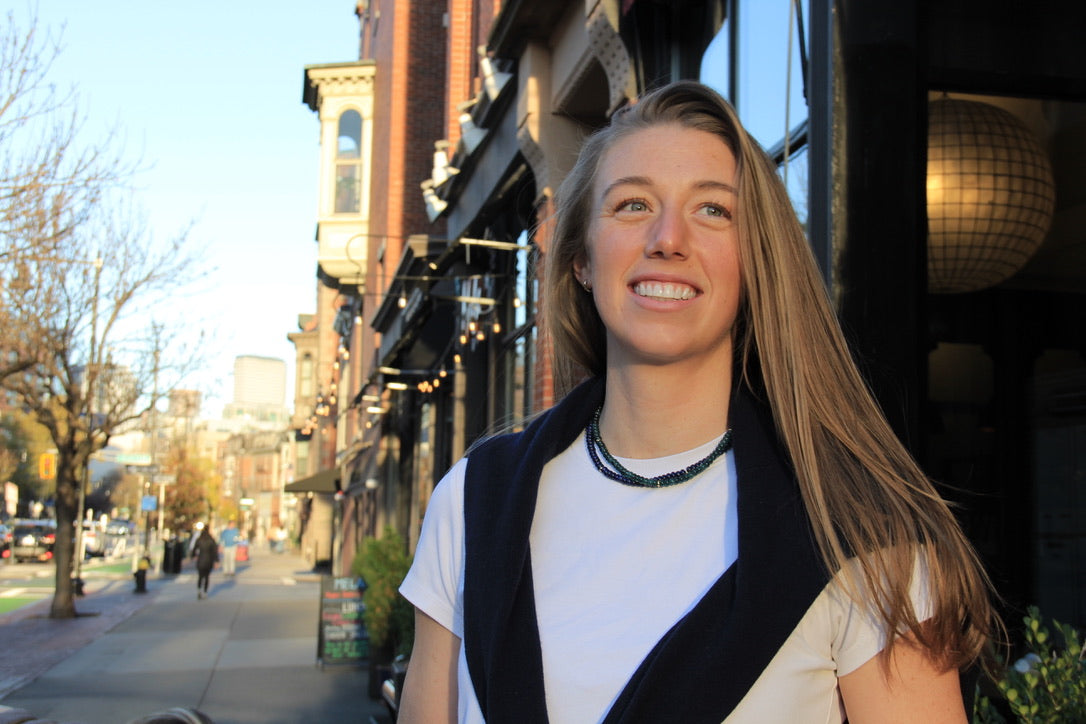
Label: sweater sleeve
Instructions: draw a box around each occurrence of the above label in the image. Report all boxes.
[399,458,468,638]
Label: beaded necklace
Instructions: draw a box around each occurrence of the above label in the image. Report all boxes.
[585,405,733,488]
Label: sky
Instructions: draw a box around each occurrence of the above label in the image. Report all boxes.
[22,2,362,417]
[16,1,810,420]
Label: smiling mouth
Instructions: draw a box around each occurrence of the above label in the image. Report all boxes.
[633,281,697,301]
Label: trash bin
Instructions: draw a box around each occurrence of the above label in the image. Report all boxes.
[163,539,183,574]
[134,556,150,593]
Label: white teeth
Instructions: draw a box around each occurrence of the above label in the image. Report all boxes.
[633,281,696,300]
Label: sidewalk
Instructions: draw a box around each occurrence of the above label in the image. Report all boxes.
[0,548,389,724]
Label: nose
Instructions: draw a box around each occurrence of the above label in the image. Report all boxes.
[645,206,688,259]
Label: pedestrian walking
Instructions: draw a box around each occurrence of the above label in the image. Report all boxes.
[219,518,239,576]
[397,80,998,723]
[190,524,218,599]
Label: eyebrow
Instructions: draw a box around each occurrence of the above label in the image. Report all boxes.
[600,176,738,200]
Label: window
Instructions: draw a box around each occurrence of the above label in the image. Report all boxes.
[700,0,810,228]
[700,1,809,149]
[497,231,538,429]
[335,110,363,214]
[300,354,313,398]
[295,440,309,479]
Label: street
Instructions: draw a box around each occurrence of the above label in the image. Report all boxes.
[0,547,388,724]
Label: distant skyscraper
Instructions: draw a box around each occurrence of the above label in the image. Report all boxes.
[222,356,289,430]
[233,356,287,407]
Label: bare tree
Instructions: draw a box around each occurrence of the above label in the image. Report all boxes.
[3,205,203,617]
[0,7,133,383]
[0,9,205,618]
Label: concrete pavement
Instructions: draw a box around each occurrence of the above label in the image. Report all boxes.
[0,547,388,724]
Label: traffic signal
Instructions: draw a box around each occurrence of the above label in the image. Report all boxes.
[39,452,57,480]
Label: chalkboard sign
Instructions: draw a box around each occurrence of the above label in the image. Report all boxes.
[317,575,368,667]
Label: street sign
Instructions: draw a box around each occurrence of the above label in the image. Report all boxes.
[140,494,158,511]
[116,453,153,465]
[151,473,176,485]
[126,464,159,474]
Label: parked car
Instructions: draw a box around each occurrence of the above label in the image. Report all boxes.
[82,521,105,558]
[0,523,12,561]
[103,519,137,558]
[11,520,57,563]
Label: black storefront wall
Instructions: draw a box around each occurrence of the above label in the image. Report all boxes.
[923,0,1086,626]
[825,0,1086,625]
[831,0,928,448]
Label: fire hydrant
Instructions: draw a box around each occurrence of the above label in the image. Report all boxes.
[133,556,150,594]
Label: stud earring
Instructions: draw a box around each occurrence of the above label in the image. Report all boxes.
[581,278,592,292]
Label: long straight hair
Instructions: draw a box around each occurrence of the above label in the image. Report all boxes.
[543,80,996,669]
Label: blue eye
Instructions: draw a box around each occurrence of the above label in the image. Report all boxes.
[617,199,649,213]
[701,204,731,219]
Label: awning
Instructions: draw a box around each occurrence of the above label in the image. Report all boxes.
[284,468,340,494]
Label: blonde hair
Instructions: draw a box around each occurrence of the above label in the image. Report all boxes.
[543,80,995,669]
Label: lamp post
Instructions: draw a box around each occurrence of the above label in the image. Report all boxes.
[72,255,103,590]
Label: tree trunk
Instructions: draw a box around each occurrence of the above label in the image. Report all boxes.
[49,451,79,619]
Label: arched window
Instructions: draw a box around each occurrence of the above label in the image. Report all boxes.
[335,109,363,213]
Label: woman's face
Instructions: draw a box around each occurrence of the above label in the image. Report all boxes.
[575,123,742,371]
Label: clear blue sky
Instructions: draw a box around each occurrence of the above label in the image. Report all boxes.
[25,2,361,416]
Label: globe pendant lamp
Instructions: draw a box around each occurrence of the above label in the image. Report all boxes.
[926,98,1056,293]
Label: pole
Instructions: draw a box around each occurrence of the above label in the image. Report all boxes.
[143,345,160,559]
[72,256,103,586]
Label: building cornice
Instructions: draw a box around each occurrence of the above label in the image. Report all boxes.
[303,61,376,111]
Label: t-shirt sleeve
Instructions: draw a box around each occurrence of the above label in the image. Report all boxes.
[831,550,935,676]
[399,457,468,638]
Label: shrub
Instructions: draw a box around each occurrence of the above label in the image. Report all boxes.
[974,606,1086,723]
[351,527,415,659]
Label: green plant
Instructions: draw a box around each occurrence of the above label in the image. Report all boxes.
[974,606,1086,723]
[351,527,415,659]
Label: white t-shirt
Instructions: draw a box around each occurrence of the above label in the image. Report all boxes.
[400,432,925,723]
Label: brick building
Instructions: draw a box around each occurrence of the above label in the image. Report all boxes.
[292,0,1086,631]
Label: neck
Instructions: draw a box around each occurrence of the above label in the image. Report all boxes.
[600,360,733,459]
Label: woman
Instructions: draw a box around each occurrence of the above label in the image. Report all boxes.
[398,81,996,723]
[190,525,218,600]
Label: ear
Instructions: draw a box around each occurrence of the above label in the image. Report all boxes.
[573,254,591,288]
